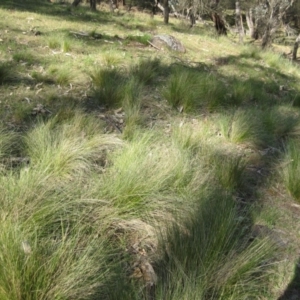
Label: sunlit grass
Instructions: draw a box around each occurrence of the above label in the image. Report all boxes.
[0,2,300,298]
[24,112,122,180]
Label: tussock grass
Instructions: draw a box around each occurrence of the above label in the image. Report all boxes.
[171,121,211,154]
[263,105,300,141]
[48,65,75,85]
[0,127,17,161]
[61,39,72,53]
[102,50,123,67]
[240,45,262,60]
[24,112,122,180]
[122,78,143,138]
[212,154,246,192]
[262,51,285,69]
[93,131,202,215]
[163,68,227,112]
[12,51,35,65]
[0,62,13,84]
[130,57,162,85]
[156,191,274,300]
[163,69,199,111]
[282,139,300,201]
[230,80,254,104]
[218,109,268,147]
[91,67,125,107]
[125,34,152,45]
[0,219,111,300]
[47,37,61,49]
[0,168,119,300]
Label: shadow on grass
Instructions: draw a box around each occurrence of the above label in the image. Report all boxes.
[278,259,300,299]
[0,0,113,24]
[1,45,299,298]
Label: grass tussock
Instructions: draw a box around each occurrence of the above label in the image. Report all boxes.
[163,68,227,112]
[0,127,17,162]
[24,112,122,180]
[212,154,246,192]
[125,33,152,45]
[282,139,300,201]
[263,106,300,141]
[91,67,124,107]
[130,57,163,85]
[0,62,13,84]
[96,131,198,213]
[218,109,267,147]
[48,65,75,85]
[240,45,262,60]
[122,78,143,138]
[156,192,274,300]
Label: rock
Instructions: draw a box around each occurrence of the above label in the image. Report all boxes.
[150,34,186,52]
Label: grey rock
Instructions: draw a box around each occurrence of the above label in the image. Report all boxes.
[151,34,186,52]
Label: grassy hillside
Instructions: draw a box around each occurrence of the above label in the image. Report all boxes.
[1,0,300,299]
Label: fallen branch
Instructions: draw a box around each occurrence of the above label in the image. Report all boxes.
[147,41,161,50]
[70,31,89,37]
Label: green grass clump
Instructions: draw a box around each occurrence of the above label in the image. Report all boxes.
[0,165,120,300]
[156,191,274,300]
[125,34,152,45]
[12,51,35,65]
[0,127,16,161]
[102,51,123,67]
[61,39,72,53]
[262,106,300,141]
[163,68,227,112]
[0,219,111,300]
[48,65,74,85]
[212,154,246,192]
[230,79,254,105]
[282,139,300,201]
[47,37,61,49]
[0,62,13,84]
[262,51,285,69]
[240,45,262,60]
[163,69,199,111]
[24,112,122,180]
[91,67,125,107]
[196,73,227,109]
[122,78,143,139]
[94,131,198,215]
[130,57,162,85]
[218,109,268,147]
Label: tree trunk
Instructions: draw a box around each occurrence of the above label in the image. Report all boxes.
[90,0,96,10]
[292,34,300,60]
[109,0,114,12]
[212,12,227,35]
[246,8,256,39]
[190,12,195,27]
[72,0,82,6]
[235,1,243,43]
[163,0,169,24]
[261,22,272,48]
